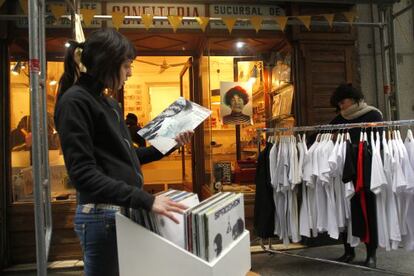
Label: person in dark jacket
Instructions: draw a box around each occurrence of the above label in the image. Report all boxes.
[330,83,383,268]
[125,113,146,148]
[54,28,192,276]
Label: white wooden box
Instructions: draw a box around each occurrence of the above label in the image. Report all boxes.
[116,213,251,276]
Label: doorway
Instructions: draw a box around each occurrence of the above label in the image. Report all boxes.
[124,56,194,193]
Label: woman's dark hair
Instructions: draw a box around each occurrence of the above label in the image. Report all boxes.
[58,28,136,98]
[224,86,249,106]
[330,83,364,112]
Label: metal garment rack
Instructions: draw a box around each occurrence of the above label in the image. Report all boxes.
[255,119,414,276]
[257,119,414,150]
[257,119,414,134]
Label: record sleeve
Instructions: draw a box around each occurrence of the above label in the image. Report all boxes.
[154,193,199,248]
[138,97,212,154]
[204,193,245,262]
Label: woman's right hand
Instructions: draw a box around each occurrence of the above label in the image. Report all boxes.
[151,195,188,224]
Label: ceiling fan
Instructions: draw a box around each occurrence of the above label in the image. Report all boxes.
[136,58,187,74]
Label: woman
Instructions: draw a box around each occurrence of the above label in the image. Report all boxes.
[222,86,251,125]
[54,28,192,276]
[330,83,382,268]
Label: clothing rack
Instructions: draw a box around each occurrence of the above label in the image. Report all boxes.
[256,119,414,152]
[254,119,414,275]
[257,119,414,134]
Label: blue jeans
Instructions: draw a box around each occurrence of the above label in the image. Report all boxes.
[74,206,119,276]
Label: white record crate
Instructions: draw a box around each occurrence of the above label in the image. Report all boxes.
[116,213,251,276]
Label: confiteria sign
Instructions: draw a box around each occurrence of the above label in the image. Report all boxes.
[17,2,285,30]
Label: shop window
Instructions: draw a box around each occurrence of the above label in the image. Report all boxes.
[208,57,262,191]
[207,53,292,193]
[9,61,75,202]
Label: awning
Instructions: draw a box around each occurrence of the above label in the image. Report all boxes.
[183,0,399,4]
[274,0,399,3]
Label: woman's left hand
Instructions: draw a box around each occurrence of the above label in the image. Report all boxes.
[175,130,194,146]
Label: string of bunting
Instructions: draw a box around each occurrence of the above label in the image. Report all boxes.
[14,1,358,33]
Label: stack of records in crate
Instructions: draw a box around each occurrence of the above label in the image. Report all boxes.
[185,192,245,262]
[130,189,199,248]
[130,190,245,263]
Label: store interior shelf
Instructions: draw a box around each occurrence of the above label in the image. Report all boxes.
[252,89,264,100]
[268,114,294,122]
[269,83,293,95]
[212,128,236,131]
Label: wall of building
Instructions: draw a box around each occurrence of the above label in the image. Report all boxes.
[357,1,414,120]
[393,0,414,120]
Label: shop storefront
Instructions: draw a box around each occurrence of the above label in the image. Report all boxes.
[0,0,387,267]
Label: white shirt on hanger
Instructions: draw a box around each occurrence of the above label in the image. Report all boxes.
[370,130,390,250]
[320,138,338,239]
[298,137,311,237]
[403,129,414,250]
[328,133,346,230]
[303,139,318,236]
[383,132,402,249]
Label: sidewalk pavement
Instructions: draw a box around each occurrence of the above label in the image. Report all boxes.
[4,244,414,276]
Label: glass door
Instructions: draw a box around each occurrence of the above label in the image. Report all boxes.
[180,57,194,191]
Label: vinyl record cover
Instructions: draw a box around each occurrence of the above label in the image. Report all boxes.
[204,193,245,262]
[195,193,236,259]
[191,193,233,256]
[138,97,211,154]
[184,192,228,252]
[154,193,199,248]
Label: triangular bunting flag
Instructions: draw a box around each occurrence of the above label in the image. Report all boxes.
[222,17,237,34]
[50,4,66,23]
[0,0,6,9]
[167,16,183,32]
[111,11,126,30]
[343,11,356,25]
[323,14,335,28]
[275,16,288,32]
[19,0,28,15]
[297,15,311,31]
[195,16,210,32]
[80,8,96,27]
[250,16,263,33]
[141,14,153,30]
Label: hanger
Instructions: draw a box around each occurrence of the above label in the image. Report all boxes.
[296,132,302,143]
[388,125,392,141]
[363,127,368,142]
[407,127,414,142]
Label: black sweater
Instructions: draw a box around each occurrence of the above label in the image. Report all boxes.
[330,110,383,144]
[54,74,163,211]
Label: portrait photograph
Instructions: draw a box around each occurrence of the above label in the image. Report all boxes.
[220,81,253,125]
